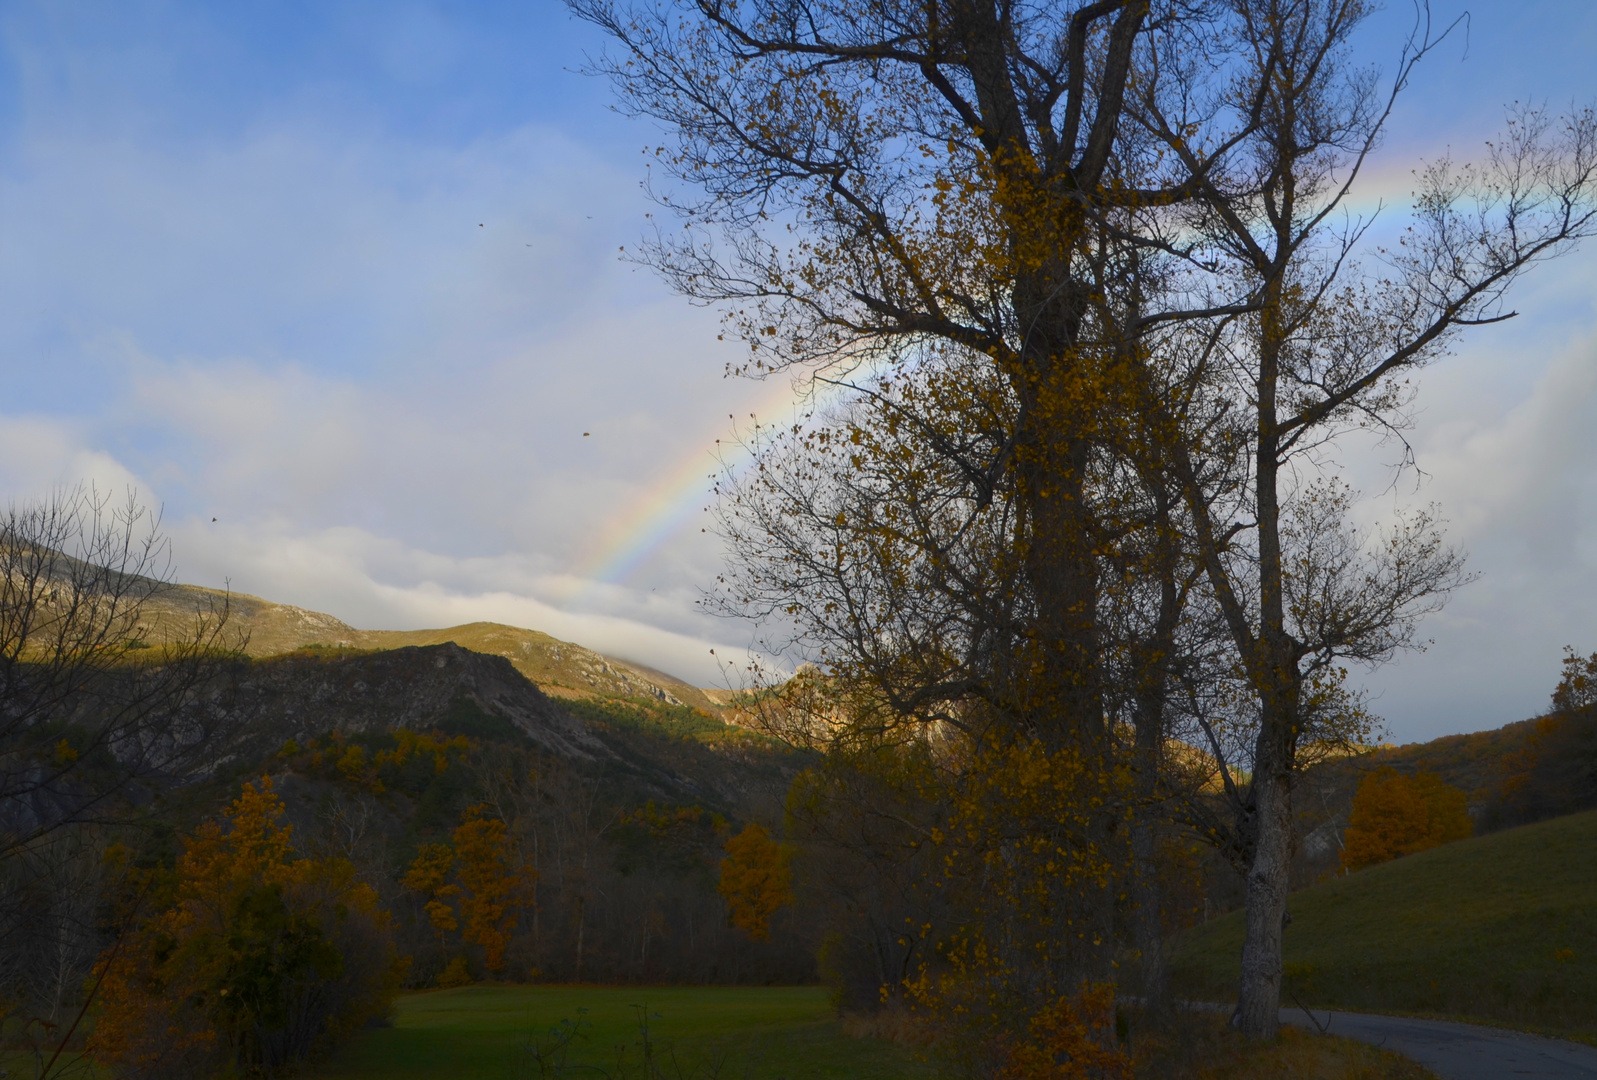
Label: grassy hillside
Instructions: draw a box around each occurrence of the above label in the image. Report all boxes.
[143,584,726,715]
[1171,809,1597,1041]
[362,623,726,714]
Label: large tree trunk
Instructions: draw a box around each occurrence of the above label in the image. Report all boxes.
[1015,431,1121,985]
[1130,546,1180,1011]
[1235,709,1295,1037]
[1129,816,1168,1009]
[1008,279,1123,985]
[1236,305,1297,1037]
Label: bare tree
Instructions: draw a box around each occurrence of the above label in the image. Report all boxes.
[573,0,1594,1041]
[0,485,233,1033]
[1123,0,1597,1036]
[0,485,231,854]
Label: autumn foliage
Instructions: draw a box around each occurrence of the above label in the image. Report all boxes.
[1493,649,1597,826]
[403,802,535,977]
[994,985,1131,1080]
[1341,769,1472,872]
[88,778,403,1079]
[717,823,792,942]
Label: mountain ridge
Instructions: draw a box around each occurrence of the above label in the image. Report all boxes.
[143,583,730,716]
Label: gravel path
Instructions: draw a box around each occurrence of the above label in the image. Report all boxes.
[1280,1008,1597,1080]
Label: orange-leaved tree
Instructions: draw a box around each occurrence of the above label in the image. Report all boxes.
[402,842,460,943]
[88,778,402,1080]
[717,823,792,942]
[403,803,534,978]
[994,984,1131,1080]
[1341,769,1472,872]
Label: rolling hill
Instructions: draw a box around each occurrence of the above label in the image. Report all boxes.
[142,583,729,715]
[1170,808,1597,1042]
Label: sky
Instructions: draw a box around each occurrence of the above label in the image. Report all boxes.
[0,0,1592,743]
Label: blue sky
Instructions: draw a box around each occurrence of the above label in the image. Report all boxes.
[0,0,1593,742]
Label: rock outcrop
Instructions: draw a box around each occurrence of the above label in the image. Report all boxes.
[198,642,609,769]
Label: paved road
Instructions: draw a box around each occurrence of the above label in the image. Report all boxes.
[1279,1008,1597,1080]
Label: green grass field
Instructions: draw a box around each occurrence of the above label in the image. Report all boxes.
[1170,808,1597,1041]
[7,986,1432,1080]
[308,985,942,1080]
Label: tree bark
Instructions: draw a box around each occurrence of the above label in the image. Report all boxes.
[1129,816,1168,1009]
[1235,712,1294,1037]
[1235,286,1298,1038]
[1130,535,1180,1011]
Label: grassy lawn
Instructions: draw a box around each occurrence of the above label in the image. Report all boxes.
[308,985,943,1080]
[1171,808,1597,1042]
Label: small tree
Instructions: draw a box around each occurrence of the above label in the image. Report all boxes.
[403,803,535,978]
[1494,649,1597,826]
[718,823,793,942]
[88,779,402,1080]
[1551,648,1597,716]
[0,486,233,1045]
[1341,768,1471,872]
[0,485,232,856]
[453,806,534,973]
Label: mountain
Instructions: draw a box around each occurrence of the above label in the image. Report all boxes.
[199,641,609,766]
[144,584,729,716]
[128,581,804,819]
[178,640,799,819]
[77,592,815,991]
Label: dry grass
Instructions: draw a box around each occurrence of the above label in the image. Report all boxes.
[840,1004,938,1047]
[833,1005,1433,1079]
[1131,1011,1437,1080]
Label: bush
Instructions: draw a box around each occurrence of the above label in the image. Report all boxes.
[88,778,405,1079]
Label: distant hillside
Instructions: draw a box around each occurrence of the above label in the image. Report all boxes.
[142,583,727,716]
[1286,715,1574,884]
[1364,722,1540,805]
[361,624,726,716]
[1171,809,1597,1042]
[174,641,799,818]
[124,640,812,989]
[197,641,609,766]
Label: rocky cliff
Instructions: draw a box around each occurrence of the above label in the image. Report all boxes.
[197,642,609,771]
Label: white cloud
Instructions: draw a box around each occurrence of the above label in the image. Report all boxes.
[0,100,785,688]
[2,0,1593,729]
[1352,320,1597,741]
[0,413,147,500]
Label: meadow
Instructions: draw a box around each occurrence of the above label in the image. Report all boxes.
[4,985,1438,1080]
[307,985,942,1080]
[1170,808,1597,1042]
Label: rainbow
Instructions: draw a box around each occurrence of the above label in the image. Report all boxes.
[567,373,828,593]
[567,165,1420,595]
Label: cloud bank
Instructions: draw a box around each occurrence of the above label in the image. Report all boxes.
[0,0,1592,731]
